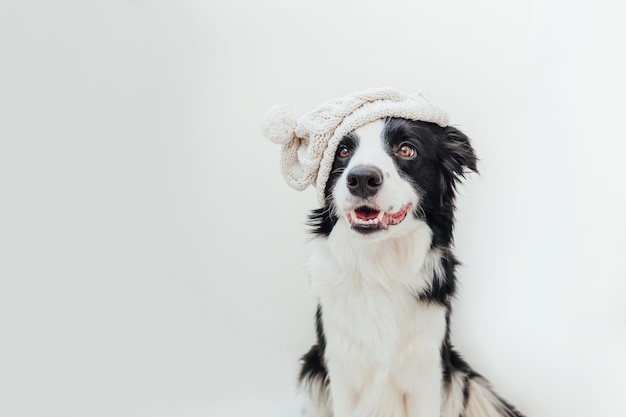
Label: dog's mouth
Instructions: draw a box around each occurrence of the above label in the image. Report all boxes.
[346,204,412,234]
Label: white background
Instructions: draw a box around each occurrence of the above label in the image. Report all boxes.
[1,1,625,416]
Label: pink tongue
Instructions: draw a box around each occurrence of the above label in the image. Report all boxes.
[355,209,379,221]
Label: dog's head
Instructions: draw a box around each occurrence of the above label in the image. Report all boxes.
[310,117,477,247]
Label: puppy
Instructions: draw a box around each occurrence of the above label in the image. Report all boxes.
[263,88,524,417]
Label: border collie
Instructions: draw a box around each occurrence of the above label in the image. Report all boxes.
[297,117,524,417]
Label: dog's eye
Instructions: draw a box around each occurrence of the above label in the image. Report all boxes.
[337,145,351,159]
[396,143,417,159]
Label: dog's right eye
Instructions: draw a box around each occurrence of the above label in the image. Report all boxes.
[396,143,417,159]
[337,145,351,159]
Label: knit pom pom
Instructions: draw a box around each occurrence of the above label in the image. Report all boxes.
[261,104,297,145]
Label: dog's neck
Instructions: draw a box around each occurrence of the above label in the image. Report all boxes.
[309,219,440,297]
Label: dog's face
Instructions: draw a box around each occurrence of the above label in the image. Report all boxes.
[311,118,477,246]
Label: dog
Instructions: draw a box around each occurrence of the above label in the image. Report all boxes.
[300,118,523,417]
[263,89,524,417]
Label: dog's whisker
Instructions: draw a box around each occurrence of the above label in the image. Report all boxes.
[415,204,426,219]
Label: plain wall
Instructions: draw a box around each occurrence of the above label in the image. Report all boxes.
[1,1,625,416]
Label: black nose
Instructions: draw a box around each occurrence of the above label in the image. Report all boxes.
[346,165,384,198]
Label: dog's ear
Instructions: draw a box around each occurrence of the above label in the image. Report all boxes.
[441,126,478,178]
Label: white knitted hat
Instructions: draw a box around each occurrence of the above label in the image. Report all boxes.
[262,87,450,206]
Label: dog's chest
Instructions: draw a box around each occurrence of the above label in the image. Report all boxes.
[319,280,446,383]
[308,227,447,414]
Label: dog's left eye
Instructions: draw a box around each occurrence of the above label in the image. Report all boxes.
[396,143,417,159]
[337,145,352,159]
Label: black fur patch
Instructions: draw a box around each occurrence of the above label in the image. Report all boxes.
[382,118,477,248]
[299,306,328,384]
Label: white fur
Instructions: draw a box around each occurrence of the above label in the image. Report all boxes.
[300,374,333,417]
[308,222,446,417]
[464,378,510,417]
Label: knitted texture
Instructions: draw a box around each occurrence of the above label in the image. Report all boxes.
[262,87,450,206]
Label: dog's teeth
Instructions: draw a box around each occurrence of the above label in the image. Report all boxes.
[347,209,386,226]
